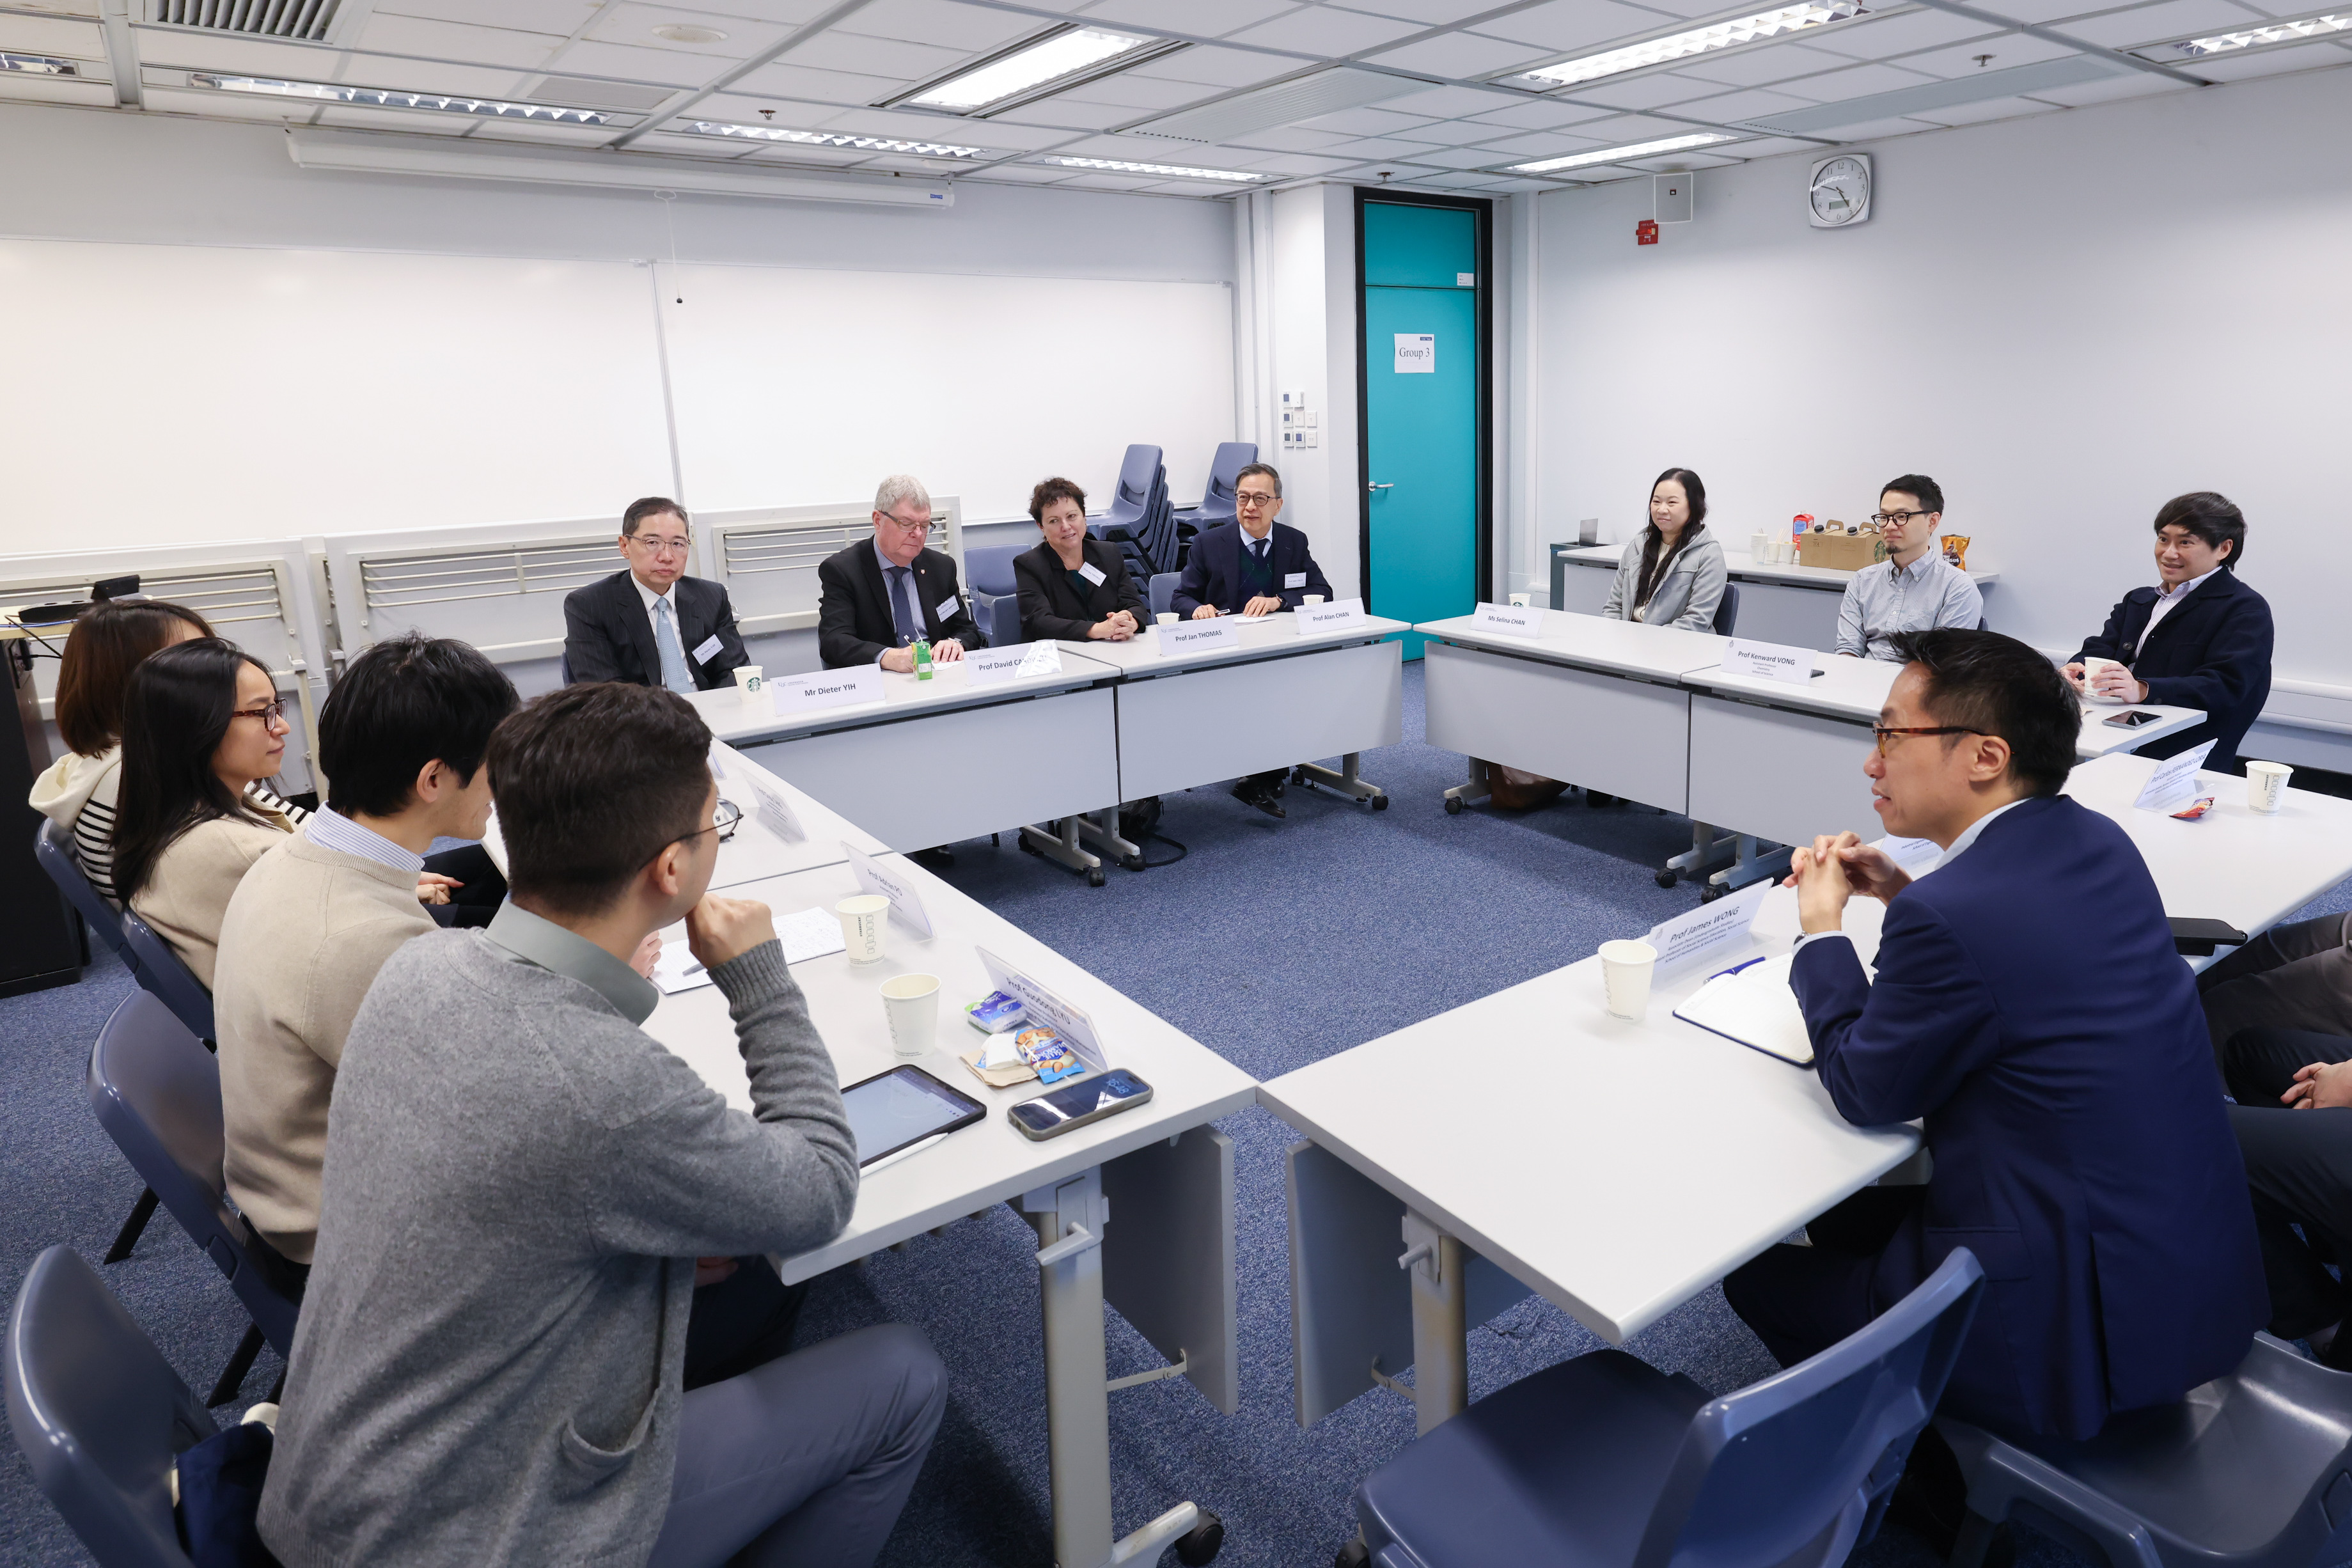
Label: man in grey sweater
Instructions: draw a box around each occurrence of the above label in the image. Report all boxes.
[259,683,945,1568]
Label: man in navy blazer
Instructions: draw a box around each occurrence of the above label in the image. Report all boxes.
[563,498,749,693]
[2067,491,2271,765]
[1173,462,1331,619]
[816,474,986,671]
[1725,628,2263,1445]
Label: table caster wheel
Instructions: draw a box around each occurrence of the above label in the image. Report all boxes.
[1123,854,1145,872]
[1333,1536,1370,1568]
[1445,797,1463,815]
[1372,795,1388,811]
[1018,836,1041,856]
[1290,767,1307,785]
[1176,1508,1225,1565]
[1087,867,1106,888]
[1656,868,1678,888]
[1700,884,1727,902]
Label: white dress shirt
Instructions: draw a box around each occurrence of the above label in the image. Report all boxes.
[632,574,677,621]
[1791,797,2031,956]
[304,808,425,875]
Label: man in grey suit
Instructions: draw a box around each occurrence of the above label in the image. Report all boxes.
[563,497,749,692]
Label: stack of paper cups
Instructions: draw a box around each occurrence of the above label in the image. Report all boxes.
[1599,939,1659,1023]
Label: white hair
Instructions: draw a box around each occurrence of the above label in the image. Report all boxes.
[873,474,932,518]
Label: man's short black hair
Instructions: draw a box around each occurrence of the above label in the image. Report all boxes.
[1881,474,1944,515]
[320,633,519,819]
[1234,462,1282,499]
[2154,490,2246,571]
[489,683,712,916]
[1886,627,2076,797]
[622,497,688,538]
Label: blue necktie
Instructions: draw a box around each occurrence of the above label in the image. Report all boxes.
[886,566,922,647]
[652,597,694,694]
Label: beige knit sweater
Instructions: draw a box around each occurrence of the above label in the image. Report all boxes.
[129,806,296,991]
[214,830,435,1265]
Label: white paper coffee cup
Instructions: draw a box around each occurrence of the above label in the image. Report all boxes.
[2080,655,2130,705]
[2246,760,2292,815]
[835,895,890,965]
[1155,612,1177,625]
[1304,595,1325,606]
[881,972,941,1058]
[1598,939,1659,1023]
[732,665,764,705]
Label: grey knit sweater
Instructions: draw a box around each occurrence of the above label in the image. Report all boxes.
[256,927,857,1568]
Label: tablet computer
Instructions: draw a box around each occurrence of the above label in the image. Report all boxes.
[842,1065,985,1168]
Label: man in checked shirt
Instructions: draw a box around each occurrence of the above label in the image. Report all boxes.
[1834,474,1984,659]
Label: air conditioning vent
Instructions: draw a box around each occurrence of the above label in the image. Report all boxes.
[148,0,350,43]
[524,74,679,112]
[1129,67,1427,144]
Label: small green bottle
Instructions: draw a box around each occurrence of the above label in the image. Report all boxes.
[913,638,934,680]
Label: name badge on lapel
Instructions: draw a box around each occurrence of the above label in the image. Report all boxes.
[691,634,723,664]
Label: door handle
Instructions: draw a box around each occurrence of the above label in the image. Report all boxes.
[1367,482,1394,492]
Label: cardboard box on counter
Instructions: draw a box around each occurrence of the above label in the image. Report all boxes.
[1797,527,1888,572]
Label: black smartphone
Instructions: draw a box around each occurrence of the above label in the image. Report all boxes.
[2103,709,2161,728]
[1008,1069,1154,1141]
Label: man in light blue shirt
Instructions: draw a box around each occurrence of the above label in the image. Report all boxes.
[1833,474,1983,660]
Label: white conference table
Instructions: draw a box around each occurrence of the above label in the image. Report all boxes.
[641,854,1258,1568]
[1266,760,2352,1438]
[1551,542,2002,649]
[1061,611,1411,825]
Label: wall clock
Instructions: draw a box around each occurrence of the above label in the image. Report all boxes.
[1808,154,1872,228]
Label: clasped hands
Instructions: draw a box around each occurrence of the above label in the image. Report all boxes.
[2282,1060,2352,1111]
[1087,609,1141,641]
[1783,831,1913,935]
[1192,595,1285,620]
[882,638,965,673]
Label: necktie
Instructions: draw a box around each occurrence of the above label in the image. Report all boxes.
[652,597,694,694]
[886,566,922,647]
[1252,538,1268,568]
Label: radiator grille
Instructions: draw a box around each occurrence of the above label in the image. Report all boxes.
[359,540,613,611]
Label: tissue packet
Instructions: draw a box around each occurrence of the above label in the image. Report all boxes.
[966,991,1027,1033]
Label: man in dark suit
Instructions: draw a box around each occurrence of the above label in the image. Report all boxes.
[1725,628,2263,1450]
[817,474,986,671]
[1173,462,1331,620]
[562,498,748,693]
[2066,491,2271,765]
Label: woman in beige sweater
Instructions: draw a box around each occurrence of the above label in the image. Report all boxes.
[115,639,305,991]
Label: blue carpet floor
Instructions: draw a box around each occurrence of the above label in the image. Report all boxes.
[5,659,2348,1567]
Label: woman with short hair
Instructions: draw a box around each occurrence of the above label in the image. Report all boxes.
[1014,476,1147,643]
[29,598,214,906]
[1599,467,1727,632]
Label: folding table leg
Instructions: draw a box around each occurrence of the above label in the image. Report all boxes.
[1297,751,1386,806]
[1400,1210,1468,1435]
[1021,817,1106,884]
[1443,758,1491,813]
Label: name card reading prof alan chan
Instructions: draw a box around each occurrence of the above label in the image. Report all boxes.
[772,666,886,714]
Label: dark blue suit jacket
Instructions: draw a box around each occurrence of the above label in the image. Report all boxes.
[1791,795,2263,1439]
[2073,569,2272,764]
[1172,521,1331,616]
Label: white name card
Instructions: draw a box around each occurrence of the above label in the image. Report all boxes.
[2135,739,2216,812]
[1296,597,1368,634]
[1472,602,1541,638]
[978,946,1106,1074]
[746,778,805,843]
[1641,879,1770,976]
[1723,639,1814,684]
[846,845,934,939]
[772,666,884,713]
[1161,618,1241,655]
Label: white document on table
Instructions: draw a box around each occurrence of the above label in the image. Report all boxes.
[652,906,846,994]
[2134,740,2216,812]
[1674,954,1814,1065]
[846,845,934,939]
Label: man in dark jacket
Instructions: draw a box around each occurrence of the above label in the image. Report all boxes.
[817,474,986,670]
[1173,462,1331,619]
[562,497,749,693]
[2067,491,2271,765]
[1727,628,2264,1443]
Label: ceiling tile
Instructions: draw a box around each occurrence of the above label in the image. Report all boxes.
[460,116,622,143]
[838,0,1045,52]
[1124,45,1303,86]
[989,95,1133,129]
[1215,148,1366,171]
[584,3,794,58]
[1324,132,1455,154]
[1480,127,1610,155]
[1473,0,1691,52]
[1079,0,1308,37]
[1363,30,1556,75]
[1058,129,1214,158]
[0,14,100,54]
[1770,109,1931,135]
[1376,82,1529,116]
[2049,0,2272,45]
[1223,5,1427,52]
[733,140,872,162]
[315,100,482,131]
[354,14,568,68]
[1334,0,1511,21]
[539,38,721,84]
[381,0,602,31]
[1706,132,1815,155]
[1810,9,2006,61]
[1047,71,1221,107]
[732,58,906,101]
[1399,142,1523,166]
[1778,58,1941,97]
[141,84,317,119]
[1889,33,2080,76]
[1667,40,1860,85]
[773,27,962,76]
[125,33,344,74]
[858,113,1074,146]
[0,72,114,105]
[1996,67,2173,100]
[1464,95,1620,127]
[972,163,1083,182]
[1049,169,1161,189]
[1901,90,2064,122]
[1292,102,1439,134]
[1555,69,1722,106]
[336,55,539,97]
[1234,122,1359,148]
[1670,83,1824,117]
[2184,37,2352,74]
[808,104,1034,140]
[1384,114,1529,143]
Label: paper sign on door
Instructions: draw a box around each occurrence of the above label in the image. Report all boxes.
[1394,334,1435,373]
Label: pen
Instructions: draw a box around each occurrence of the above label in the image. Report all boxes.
[1706,956,1768,982]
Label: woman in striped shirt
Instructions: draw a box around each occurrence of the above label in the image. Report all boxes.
[29,598,214,907]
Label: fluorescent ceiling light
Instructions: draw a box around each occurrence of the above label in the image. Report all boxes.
[1516,0,1866,87]
[1509,132,1739,174]
[2133,8,2349,58]
[191,72,611,125]
[677,120,991,158]
[905,26,1163,113]
[1044,155,1269,182]
[1,52,79,75]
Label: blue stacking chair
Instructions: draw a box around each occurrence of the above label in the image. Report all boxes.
[88,991,301,1406]
[6,1245,212,1568]
[964,544,1026,647]
[1149,573,1180,618]
[1347,1248,1985,1568]
[35,820,136,969]
[1941,1333,2352,1568]
[1713,581,1740,637]
[120,911,214,1046]
[1095,444,1170,579]
[1174,441,1257,568]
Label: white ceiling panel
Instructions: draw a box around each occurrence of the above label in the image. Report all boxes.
[1473,0,1697,51]
[1124,45,1304,86]
[0,72,114,105]
[460,116,624,143]
[315,101,485,131]
[773,27,962,76]
[2013,65,2174,100]
[992,96,1134,129]
[1892,33,2081,75]
[1079,0,1308,36]
[1364,29,1556,74]
[1903,90,2065,122]
[329,56,538,97]
[1048,71,1223,107]
[1780,58,1943,96]
[1672,83,1830,116]
[1464,93,1621,126]
[803,103,1015,139]
[128,31,342,74]
[1292,102,1439,133]
[1810,8,2007,60]
[1223,6,1428,52]
[1479,127,1610,155]
[1337,0,1518,22]
[1217,147,1367,170]
[1380,114,1526,142]
[1234,122,1360,147]
[354,14,567,68]
[0,14,101,53]
[381,0,602,32]
[1374,81,1524,115]
[836,0,1042,52]
[1322,132,1454,153]
[732,59,907,100]
[1666,39,1863,84]
[1557,69,1723,106]
[1054,129,1216,158]
[540,38,722,83]
[1400,141,1527,165]
[2184,38,2352,74]
[584,3,796,58]
[735,139,873,162]
[137,84,315,120]
[1047,169,1160,189]
[6,0,98,13]
[2050,0,2271,44]
[1773,109,1932,134]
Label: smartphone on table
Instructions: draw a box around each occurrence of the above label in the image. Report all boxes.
[1008,1070,1154,1141]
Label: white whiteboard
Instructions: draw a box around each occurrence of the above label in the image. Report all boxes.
[0,240,676,549]
[658,262,1234,522]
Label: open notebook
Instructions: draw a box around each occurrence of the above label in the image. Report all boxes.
[1674,954,1813,1065]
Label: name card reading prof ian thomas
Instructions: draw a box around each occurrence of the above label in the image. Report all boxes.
[1161,618,1241,655]
[772,667,884,714]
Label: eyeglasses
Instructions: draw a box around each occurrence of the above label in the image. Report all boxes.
[671,797,742,849]
[230,699,288,726]
[1235,491,1278,506]
[1869,510,1931,528]
[878,514,932,533]
[629,535,691,558]
[1870,724,1986,757]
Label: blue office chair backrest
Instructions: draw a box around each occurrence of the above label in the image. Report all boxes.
[87,992,301,1357]
[6,1244,212,1568]
[964,544,1024,599]
[1712,582,1740,638]
[1631,1247,1986,1568]
[120,911,214,1045]
[1194,441,1257,525]
[1104,444,1163,530]
[35,821,136,969]
[1149,574,1180,618]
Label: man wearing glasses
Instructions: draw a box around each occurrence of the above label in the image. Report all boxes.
[817,474,987,671]
[1173,462,1331,620]
[563,496,750,692]
[1724,629,2261,1480]
[1831,474,1983,661]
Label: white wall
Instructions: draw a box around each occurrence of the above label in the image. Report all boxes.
[1530,63,2352,759]
[1264,182,1367,604]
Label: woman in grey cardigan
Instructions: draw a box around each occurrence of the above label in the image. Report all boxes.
[1598,467,1726,633]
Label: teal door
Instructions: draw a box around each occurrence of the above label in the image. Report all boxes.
[1361,200,1483,660]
